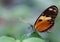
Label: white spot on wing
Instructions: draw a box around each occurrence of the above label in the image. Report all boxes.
[53,10,56,12]
[49,8,53,11]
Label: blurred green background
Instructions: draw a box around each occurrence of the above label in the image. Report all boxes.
[0,0,60,42]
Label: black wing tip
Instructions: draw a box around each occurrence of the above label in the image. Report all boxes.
[49,5,58,11]
[49,5,58,7]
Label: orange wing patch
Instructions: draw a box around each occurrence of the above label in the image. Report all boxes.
[34,16,52,32]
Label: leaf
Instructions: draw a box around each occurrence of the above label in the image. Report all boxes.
[0,36,15,42]
[23,37,45,42]
[30,32,42,39]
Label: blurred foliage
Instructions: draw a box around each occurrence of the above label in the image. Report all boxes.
[0,36,15,42]
[0,0,60,42]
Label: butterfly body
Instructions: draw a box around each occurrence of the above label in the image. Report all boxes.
[33,5,58,32]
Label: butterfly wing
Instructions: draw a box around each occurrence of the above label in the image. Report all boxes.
[34,5,58,32]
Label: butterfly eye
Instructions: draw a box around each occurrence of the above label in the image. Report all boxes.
[39,19,42,22]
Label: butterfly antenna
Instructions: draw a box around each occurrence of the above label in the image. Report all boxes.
[19,18,33,28]
[28,23,33,28]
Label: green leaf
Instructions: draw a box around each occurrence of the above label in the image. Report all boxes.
[15,40,20,42]
[23,37,45,42]
[30,32,42,39]
[0,36,15,42]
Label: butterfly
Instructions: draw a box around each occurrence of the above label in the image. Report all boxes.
[31,5,58,32]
